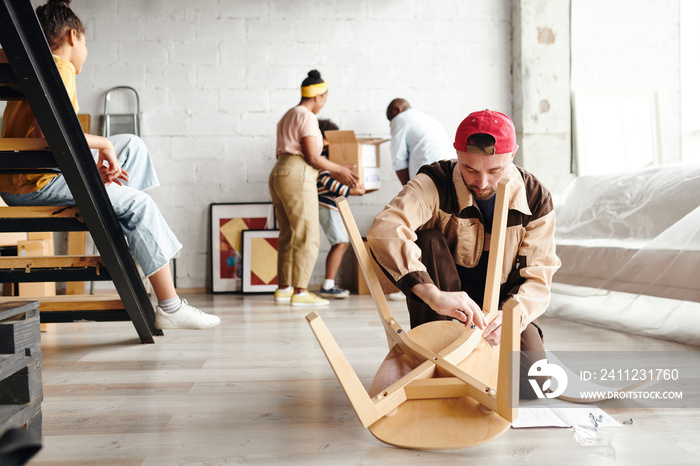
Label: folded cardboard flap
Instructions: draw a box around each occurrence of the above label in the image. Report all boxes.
[325,130,388,191]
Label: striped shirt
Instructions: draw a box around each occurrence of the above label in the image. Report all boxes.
[317,151,350,211]
[317,169,350,211]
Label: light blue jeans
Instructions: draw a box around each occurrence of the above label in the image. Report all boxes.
[0,134,182,276]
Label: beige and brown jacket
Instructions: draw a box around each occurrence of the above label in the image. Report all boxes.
[367,160,561,330]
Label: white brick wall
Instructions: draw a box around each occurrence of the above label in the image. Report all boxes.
[3,1,688,290]
[22,0,512,289]
[571,0,682,164]
[680,0,700,164]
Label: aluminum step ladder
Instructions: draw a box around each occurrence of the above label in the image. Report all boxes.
[102,86,140,137]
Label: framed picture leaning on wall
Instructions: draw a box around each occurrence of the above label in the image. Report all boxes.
[241,229,280,293]
[210,203,275,293]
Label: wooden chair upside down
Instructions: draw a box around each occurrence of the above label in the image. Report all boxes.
[306,178,523,450]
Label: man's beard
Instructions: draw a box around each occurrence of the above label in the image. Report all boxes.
[468,185,496,201]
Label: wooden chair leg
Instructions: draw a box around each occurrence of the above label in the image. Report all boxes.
[306,311,380,428]
[483,178,510,317]
[497,298,521,422]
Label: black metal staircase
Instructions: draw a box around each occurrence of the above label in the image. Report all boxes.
[0,0,161,343]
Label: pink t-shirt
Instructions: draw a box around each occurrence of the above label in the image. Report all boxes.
[276,105,322,157]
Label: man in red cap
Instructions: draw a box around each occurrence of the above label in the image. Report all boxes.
[367,109,560,398]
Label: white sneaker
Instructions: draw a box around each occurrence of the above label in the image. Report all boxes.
[155,299,221,329]
[387,291,406,301]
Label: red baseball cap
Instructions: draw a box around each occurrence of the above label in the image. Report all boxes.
[453,109,518,154]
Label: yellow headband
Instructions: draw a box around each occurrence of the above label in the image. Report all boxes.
[301,81,328,98]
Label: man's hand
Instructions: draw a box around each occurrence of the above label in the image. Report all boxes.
[482,310,503,346]
[411,283,486,329]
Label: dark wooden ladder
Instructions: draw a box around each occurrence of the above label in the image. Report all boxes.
[0,0,160,343]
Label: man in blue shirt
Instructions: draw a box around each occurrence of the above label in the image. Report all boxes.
[386,98,453,184]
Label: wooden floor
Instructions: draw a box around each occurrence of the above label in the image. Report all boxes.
[30,293,700,465]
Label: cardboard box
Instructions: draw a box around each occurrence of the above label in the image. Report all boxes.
[18,236,56,297]
[325,130,388,190]
[0,233,27,247]
[363,167,381,191]
[0,198,28,247]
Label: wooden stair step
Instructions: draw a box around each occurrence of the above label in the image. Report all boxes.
[0,49,21,91]
[0,138,58,173]
[0,205,82,220]
[0,206,87,233]
[0,255,104,270]
[0,86,25,99]
[0,294,124,312]
[0,254,110,282]
[0,138,50,151]
[0,48,25,98]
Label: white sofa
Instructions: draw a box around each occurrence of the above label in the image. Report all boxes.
[548,164,700,344]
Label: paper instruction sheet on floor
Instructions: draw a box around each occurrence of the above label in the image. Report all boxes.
[512,406,622,428]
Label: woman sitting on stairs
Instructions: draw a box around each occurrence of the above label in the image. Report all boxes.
[0,0,219,330]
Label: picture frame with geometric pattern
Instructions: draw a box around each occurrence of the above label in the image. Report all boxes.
[241,229,280,293]
[210,203,275,293]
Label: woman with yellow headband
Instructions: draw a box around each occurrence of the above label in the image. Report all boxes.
[269,70,359,306]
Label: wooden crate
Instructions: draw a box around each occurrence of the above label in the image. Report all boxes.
[0,301,42,436]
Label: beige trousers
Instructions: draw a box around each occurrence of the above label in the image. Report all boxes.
[269,154,320,289]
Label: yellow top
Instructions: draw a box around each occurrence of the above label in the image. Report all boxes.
[0,55,79,194]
